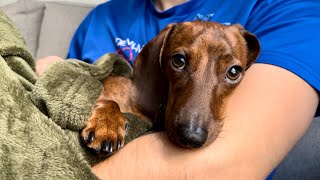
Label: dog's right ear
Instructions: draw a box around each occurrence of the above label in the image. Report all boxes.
[132,24,176,118]
[232,24,261,69]
[242,30,260,68]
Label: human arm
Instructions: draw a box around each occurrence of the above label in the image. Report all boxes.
[92,63,319,179]
[35,56,63,76]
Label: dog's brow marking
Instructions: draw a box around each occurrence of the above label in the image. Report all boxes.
[225,28,244,61]
[187,27,236,85]
[190,38,210,79]
[191,36,225,86]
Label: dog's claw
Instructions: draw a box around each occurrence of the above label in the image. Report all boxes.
[125,123,129,131]
[101,141,114,156]
[102,141,110,152]
[84,131,95,144]
[109,143,114,153]
[117,139,122,150]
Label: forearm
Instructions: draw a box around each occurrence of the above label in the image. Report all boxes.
[92,64,319,179]
[92,132,236,180]
[92,132,267,180]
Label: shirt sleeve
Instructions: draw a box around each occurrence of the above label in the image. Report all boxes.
[245,0,320,92]
[66,9,95,60]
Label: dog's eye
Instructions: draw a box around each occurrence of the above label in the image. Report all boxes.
[171,54,186,70]
[226,65,243,82]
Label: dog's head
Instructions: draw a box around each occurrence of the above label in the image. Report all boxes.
[133,21,260,148]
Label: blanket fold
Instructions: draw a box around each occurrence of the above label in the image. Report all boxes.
[0,10,152,179]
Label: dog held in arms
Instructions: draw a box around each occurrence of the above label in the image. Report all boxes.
[81,21,260,155]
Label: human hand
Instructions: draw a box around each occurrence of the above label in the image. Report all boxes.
[36,56,64,76]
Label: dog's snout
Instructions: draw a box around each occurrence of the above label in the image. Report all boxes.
[176,124,208,148]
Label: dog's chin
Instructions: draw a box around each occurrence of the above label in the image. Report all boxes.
[174,132,220,149]
[177,138,206,149]
[166,122,222,149]
[167,134,209,149]
[166,127,208,149]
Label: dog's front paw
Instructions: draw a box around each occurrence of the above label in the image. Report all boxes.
[81,100,127,156]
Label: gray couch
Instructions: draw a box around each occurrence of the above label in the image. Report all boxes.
[0,0,94,59]
[1,0,319,179]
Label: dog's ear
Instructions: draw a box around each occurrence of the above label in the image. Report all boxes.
[242,31,261,68]
[232,24,261,68]
[132,24,176,117]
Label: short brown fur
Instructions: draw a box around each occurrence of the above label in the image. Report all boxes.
[81,21,260,154]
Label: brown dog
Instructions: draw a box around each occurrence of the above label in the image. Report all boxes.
[81,21,260,155]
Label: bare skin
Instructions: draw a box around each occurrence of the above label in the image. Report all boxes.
[36,56,63,76]
[91,64,318,179]
[153,0,189,11]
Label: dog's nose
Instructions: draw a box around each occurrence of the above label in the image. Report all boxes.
[176,124,208,148]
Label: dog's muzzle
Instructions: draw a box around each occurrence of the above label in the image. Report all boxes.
[175,123,208,148]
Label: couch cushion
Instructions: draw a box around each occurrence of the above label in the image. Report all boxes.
[273,117,320,180]
[36,2,94,60]
[0,0,45,57]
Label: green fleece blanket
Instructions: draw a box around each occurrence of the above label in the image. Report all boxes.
[0,11,152,179]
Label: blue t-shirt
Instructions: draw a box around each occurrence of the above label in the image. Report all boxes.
[67,0,320,95]
[67,0,320,178]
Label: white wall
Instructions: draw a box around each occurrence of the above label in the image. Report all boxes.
[0,0,107,7]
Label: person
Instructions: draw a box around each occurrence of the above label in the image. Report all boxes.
[36,0,320,179]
